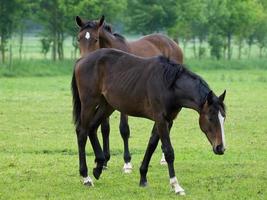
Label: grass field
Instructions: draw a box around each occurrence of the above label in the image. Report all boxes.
[0,67,267,199]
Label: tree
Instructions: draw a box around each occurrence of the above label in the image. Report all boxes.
[126,0,177,35]
[32,0,69,60]
[0,0,17,63]
[206,0,262,60]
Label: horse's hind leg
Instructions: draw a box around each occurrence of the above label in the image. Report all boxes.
[79,97,102,184]
[157,120,185,195]
[101,117,110,169]
[119,113,132,173]
[139,123,159,186]
[87,98,115,180]
[76,123,93,186]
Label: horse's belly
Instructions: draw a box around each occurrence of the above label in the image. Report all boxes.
[103,91,150,118]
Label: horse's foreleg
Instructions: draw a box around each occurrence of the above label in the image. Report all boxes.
[119,113,132,173]
[139,123,159,186]
[101,117,110,169]
[157,120,185,195]
[160,121,173,165]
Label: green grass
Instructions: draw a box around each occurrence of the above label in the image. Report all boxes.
[0,69,267,199]
[1,58,267,78]
[0,59,74,77]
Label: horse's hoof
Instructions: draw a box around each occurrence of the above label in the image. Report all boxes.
[170,177,185,195]
[123,162,133,173]
[82,176,94,187]
[139,180,148,187]
[176,191,186,196]
[93,167,102,180]
[103,165,108,170]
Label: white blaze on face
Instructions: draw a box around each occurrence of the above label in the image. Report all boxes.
[218,111,226,147]
[85,32,90,40]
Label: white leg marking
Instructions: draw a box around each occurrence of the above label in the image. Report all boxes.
[170,177,185,195]
[160,153,167,165]
[218,111,226,147]
[123,162,133,173]
[83,176,94,186]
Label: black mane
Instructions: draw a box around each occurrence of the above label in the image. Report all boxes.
[158,56,183,89]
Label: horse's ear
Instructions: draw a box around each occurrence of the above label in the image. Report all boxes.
[76,16,85,28]
[105,24,112,32]
[207,91,213,105]
[99,15,105,28]
[219,90,226,102]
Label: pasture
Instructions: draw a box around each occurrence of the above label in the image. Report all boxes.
[0,67,267,199]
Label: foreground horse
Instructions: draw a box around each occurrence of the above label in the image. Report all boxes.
[76,15,184,170]
[72,48,226,195]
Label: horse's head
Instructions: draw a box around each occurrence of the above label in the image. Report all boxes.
[199,90,226,155]
[76,15,106,57]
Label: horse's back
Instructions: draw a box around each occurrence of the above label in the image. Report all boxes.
[129,34,183,64]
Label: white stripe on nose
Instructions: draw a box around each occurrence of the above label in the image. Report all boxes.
[218,111,225,147]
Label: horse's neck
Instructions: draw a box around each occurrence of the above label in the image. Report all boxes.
[176,73,209,113]
[100,30,130,52]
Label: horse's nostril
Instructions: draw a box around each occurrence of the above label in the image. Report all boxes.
[215,144,225,155]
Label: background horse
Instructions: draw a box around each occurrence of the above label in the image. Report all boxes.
[76,15,184,171]
[72,48,226,195]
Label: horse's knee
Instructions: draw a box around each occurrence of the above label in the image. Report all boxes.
[101,120,110,136]
[163,146,174,163]
[119,122,130,138]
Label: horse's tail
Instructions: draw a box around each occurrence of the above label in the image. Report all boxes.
[71,70,81,127]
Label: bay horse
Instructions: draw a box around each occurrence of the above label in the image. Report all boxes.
[76,15,184,171]
[72,48,226,195]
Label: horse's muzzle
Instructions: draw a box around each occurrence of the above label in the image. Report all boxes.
[213,144,225,155]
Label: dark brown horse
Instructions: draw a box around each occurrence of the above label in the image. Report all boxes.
[72,48,226,195]
[76,15,184,171]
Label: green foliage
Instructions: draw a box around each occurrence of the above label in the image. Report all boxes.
[208,34,224,60]
[0,0,19,63]
[126,0,177,34]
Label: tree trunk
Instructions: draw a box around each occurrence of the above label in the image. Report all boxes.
[248,44,252,59]
[0,34,5,64]
[8,43,13,70]
[52,33,57,61]
[57,32,63,60]
[19,27,24,60]
[259,46,263,58]
[227,32,232,60]
[238,39,242,60]
[199,39,203,59]
[182,38,187,58]
[72,36,78,59]
[193,37,197,59]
